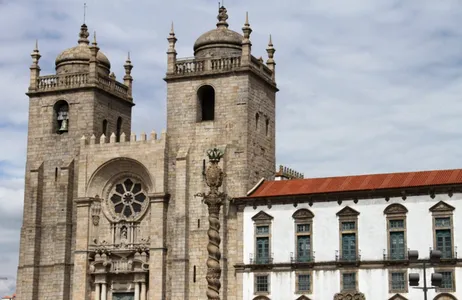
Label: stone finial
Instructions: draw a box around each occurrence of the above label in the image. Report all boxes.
[80,135,87,146]
[150,130,157,141]
[266,34,276,80]
[242,12,252,40]
[78,24,90,45]
[120,132,126,143]
[130,132,136,142]
[140,132,147,141]
[110,132,116,143]
[217,6,229,29]
[109,72,116,79]
[167,22,177,53]
[31,39,41,66]
[124,52,133,98]
[92,31,97,46]
[29,39,41,90]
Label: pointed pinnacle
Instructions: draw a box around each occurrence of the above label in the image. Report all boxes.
[170,21,175,34]
[268,34,273,47]
[35,39,39,50]
[245,11,249,26]
[92,31,97,45]
[127,51,131,61]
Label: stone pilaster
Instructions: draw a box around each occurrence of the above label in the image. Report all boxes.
[149,193,169,300]
[171,148,190,300]
[72,197,93,300]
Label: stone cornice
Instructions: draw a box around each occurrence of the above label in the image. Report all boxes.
[148,192,170,203]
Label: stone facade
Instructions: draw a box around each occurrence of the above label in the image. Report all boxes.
[16,6,277,300]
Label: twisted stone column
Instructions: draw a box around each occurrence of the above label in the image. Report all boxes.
[196,148,227,300]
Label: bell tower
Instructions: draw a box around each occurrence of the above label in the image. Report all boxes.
[16,24,134,300]
[164,7,277,299]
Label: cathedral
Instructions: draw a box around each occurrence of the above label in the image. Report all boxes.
[16,4,462,300]
[17,5,275,300]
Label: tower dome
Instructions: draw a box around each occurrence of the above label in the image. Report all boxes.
[55,24,111,75]
[193,6,243,58]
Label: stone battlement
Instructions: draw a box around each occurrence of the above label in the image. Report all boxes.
[275,165,304,180]
[80,130,166,148]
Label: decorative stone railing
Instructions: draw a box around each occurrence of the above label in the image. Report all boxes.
[35,72,129,99]
[172,55,274,81]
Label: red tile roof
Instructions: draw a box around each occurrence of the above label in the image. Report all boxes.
[247,168,462,198]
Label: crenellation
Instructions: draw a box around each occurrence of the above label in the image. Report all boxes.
[140,132,147,142]
[150,130,157,141]
[99,133,106,144]
[131,132,137,142]
[110,132,116,143]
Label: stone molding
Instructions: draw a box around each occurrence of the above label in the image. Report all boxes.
[292,208,314,219]
[251,211,274,222]
[336,206,360,217]
[384,203,408,215]
[429,200,455,213]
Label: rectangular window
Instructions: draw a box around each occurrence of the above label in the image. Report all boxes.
[298,274,310,292]
[436,229,452,258]
[342,273,356,291]
[441,271,453,289]
[342,233,356,260]
[297,235,311,262]
[255,275,269,293]
[342,222,356,231]
[256,237,270,264]
[297,224,310,233]
[256,225,269,235]
[389,219,404,229]
[391,272,406,291]
[390,231,405,259]
[435,217,451,228]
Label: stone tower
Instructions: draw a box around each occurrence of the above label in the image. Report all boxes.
[16,24,134,300]
[164,7,277,299]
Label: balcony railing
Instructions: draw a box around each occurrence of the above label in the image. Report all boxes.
[383,249,409,262]
[290,252,315,263]
[249,253,274,265]
[336,250,361,263]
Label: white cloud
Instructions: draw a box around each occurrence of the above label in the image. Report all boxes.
[2,0,462,296]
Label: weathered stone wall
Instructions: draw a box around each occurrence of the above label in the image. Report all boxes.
[17,86,133,300]
[165,69,276,299]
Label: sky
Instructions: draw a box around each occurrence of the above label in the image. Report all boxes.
[1,0,462,296]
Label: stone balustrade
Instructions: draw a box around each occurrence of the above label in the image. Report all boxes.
[35,72,129,99]
[173,55,274,81]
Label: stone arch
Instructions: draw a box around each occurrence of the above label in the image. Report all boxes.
[197,85,215,121]
[384,203,408,215]
[253,296,270,300]
[296,296,311,300]
[53,99,69,134]
[86,157,154,198]
[434,293,457,300]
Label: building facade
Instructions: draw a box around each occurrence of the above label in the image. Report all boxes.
[234,170,462,300]
[16,6,276,300]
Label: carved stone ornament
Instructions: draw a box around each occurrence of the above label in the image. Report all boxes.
[336,206,360,217]
[251,211,274,222]
[195,148,228,300]
[103,176,149,222]
[91,197,102,226]
[334,291,365,300]
[384,203,408,215]
[292,208,314,219]
[296,296,311,300]
[429,201,455,213]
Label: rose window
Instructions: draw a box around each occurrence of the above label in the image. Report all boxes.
[110,179,147,218]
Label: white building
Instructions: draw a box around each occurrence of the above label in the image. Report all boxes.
[234,168,462,300]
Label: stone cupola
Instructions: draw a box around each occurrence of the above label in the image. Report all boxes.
[55,24,111,75]
[193,6,243,58]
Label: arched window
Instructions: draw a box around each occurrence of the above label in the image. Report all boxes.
[54,100,69,134]
[265,118,269,136]
[116,117,122,142]
[102,120,108,137]
[434,294,457,300]
[255,113,260,130]
[197,85,215,121]
[384,203,408,261]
